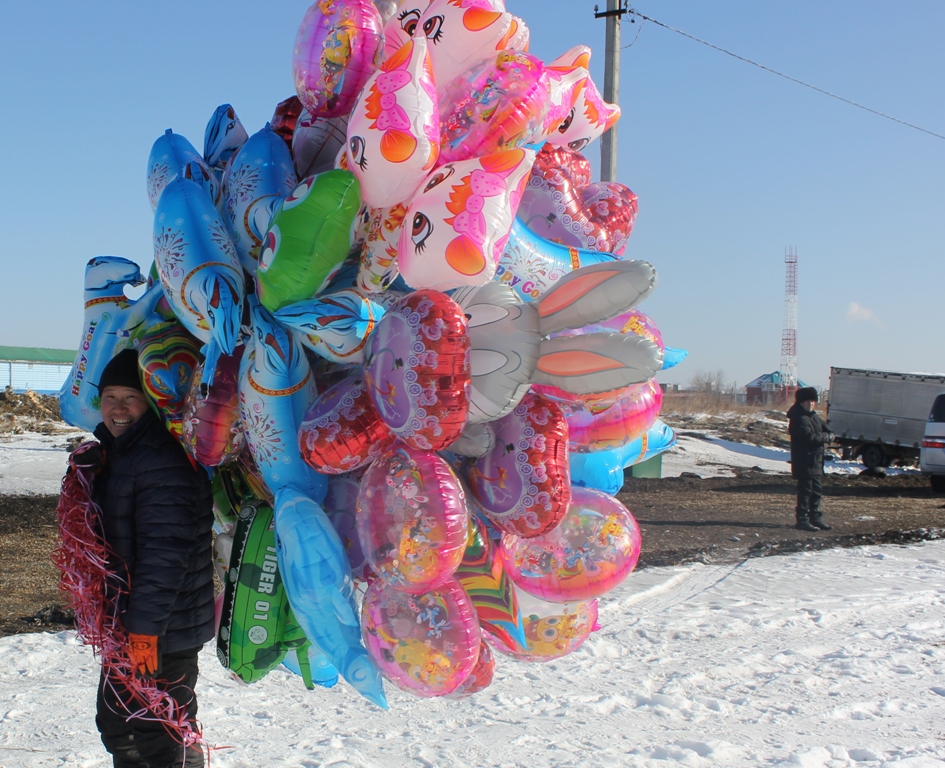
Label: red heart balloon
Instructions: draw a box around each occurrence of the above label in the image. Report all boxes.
[518,144,637,254]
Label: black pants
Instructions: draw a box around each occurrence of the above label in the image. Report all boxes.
[96,647,205,768]
[796,475,824,522]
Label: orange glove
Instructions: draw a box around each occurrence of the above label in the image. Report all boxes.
[128,633,160,678]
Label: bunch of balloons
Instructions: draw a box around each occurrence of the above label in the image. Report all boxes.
[59,0,688,706]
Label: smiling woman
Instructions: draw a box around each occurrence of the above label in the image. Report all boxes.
[98,350,150,438]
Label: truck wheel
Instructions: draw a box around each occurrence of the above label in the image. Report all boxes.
[861,445,886,470]
[930,475,945,493]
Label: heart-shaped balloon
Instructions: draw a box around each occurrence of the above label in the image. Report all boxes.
[518,144,637,254]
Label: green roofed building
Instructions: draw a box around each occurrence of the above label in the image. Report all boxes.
[0,346,76,395]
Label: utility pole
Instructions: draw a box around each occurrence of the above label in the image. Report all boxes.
[780,247,799,402]
[595,0,625,181]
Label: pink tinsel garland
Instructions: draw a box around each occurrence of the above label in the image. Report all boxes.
[52,441,205,758]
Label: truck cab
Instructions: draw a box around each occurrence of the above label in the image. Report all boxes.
[921,393,945,492]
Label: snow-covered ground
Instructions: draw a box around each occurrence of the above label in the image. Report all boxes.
[1,429,942,767]
[2,543,944,767]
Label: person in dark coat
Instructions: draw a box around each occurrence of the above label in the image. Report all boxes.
[787,386,835,532]
[91,349,214,768]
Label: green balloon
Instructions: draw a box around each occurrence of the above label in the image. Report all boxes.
[256,171,361,312]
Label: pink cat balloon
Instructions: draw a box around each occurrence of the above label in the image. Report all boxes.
[346,36,439,208]
[397,148,535,291]
[544,46,620,153]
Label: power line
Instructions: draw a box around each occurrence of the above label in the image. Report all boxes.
[623,7,945,142]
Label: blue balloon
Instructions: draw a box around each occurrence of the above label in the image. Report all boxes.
[570,420,677,495]
[147,129,219,210]
[662,346,689,370]
[203,104,249,172]
[273,486,388,709]
[281,645,340,690]
[495,218,619,301]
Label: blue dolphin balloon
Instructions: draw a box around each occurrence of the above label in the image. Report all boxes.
[153,176,245,387]
[203,104,249,172]
[494,217,620,302]
[662,346,689,370]
[239,295,327,504]
[222,124,297,274]
[569,419,677,495]
[147,129,220,210]
[273,486,388,709]
[274,287,387,364]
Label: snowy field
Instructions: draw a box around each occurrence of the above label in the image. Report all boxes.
[2,429,943,767]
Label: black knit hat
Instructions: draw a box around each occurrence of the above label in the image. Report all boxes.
[97,348,144,393]
[795,386,818,403]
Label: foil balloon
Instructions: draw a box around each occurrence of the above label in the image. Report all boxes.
[381,0,432,58]
[362,290,470,451]
[58,258,162,432]
[346,36,439,207]
[270,95,304,148]
[147,129,220,210]
[239,296,326,504]
[570,419,676,496]
[500,486,642,602]
[357,444,469,592]
[417,0,516,87]
[361,577,480,697]
[256,171,362,312]
[292,110,349,179]
[323,474,369,580]
[454,261,662,425]
[182,347,245,467]
[136,318,201,441]
[468,393,570,539]
[292,0,384,119]
[357,203,407,292]
[299,373,395,474]
[203,104,249,172]
[486,584,598,663]
[274,287,386,364]
[518,144,638,253]
[532,56,586,144]
[273,486,388,708]
[443,634,495,698]
[453,515,527,650]
[564,379,663,452]
[662,346,688,370]
[373,0,401,24]
[545,47,620,153]
[437,51,550,165]
[222,124,298,274]
[397,148,534,291]
[495,218,623,301]
[153,176,245,387]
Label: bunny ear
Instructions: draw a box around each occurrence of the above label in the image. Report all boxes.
[533,332,663,395]
[535,261,658,336]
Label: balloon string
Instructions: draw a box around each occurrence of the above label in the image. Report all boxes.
[52,441,206,758]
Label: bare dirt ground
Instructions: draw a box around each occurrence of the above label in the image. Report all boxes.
[2,401,944,638]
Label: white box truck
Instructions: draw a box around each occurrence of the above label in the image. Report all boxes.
[826,367,945,469]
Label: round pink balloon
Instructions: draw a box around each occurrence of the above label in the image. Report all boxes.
[361,577,480,697]
[486,583,599,663]
[564,379,662,453]
[292,0,384,119]
[357,443,469,592]
[500,487,641,602]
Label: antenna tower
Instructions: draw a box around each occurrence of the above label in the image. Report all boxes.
[780,247,798,400]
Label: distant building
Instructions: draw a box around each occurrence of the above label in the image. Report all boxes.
[0,346,75,395]
[745,371,811,406]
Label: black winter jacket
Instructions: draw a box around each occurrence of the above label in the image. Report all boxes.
[93,409,215,654]
[787,403,832,479]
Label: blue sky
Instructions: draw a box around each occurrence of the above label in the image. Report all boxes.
[1,1,942,390]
